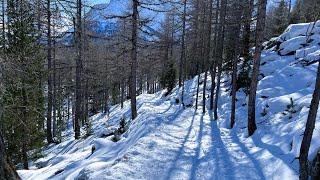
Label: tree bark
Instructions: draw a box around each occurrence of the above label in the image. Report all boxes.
[209,0,220,111]
[0,58,20,179]
[52,31,56,138]
[213,0,227,120]
[202,0,213,114]
[21,86,28,170]
[180,0,187,107]
[230,1,242,129]
[247,0,267,136]
[130,0,138,120]
[242,0,254,59]
[0,132,20,180]
[46,0,53,144]
[1,0,5,50]
[299,61,320,180]
[74,0,82,139]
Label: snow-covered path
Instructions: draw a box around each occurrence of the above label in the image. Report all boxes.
[19,86,298,180]
[85,95,297,180]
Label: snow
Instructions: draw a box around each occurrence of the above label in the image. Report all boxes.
[277,20,320,56]
[18,22,320,179]
[279,21,320,41]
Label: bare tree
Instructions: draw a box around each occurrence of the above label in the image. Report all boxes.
[202,0,213,114]
[130,0,138,120]
[74,0,83,139]
[209,0,220,111]
[299,59,320,180]
[179,0,187,107]
[46,0,54,144]
[230,0,242,128]
[247,0,267,136]
[213,0,227,120]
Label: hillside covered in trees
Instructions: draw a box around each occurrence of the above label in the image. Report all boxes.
[0,0,320,180]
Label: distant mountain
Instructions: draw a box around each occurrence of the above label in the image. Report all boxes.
[61,0,130,45]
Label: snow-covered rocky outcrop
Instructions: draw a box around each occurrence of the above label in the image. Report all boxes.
[18,21,320,180]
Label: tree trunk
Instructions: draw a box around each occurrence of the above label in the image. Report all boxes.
[213,0,227,120]
[130,0,138,120]
[74,0,82,139]
[52,32,56,138]
[231,54,238,128]
[247,0,267,136]
[46,0,53,144]
[299,61,320,180]
[0,58,20,179]
[242,0,254,60]
[230,1,242,129]
[195,63,200,110]
[202,0,213,114]
[121,80,124,109]
[209,0,219,111]
[1,0,5,50]
[21,86,28,170]
[0,132,20,180]
[180,0,187,107]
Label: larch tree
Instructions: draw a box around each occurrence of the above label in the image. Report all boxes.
[74,0,83,139]
[209,0,220,111]
[179,0,187,107]
[202,0,213,114]
[299,56,320,179]
[46,0,54,144]
[247,0,267,136]
[213,0,227,120]
[130,0,138,120]
[230,0,242,128]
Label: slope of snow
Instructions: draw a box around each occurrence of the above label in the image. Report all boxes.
[61,0,165,44]
[18,22,320,179]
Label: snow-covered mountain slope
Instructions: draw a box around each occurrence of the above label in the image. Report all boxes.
[61,0,130,44]
[61,0,164,44]
[18,21,320,180]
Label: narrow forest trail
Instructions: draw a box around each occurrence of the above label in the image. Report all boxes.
[91,100,297,180]
[18,72,301,180]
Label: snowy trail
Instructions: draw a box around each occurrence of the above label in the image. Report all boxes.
[18,77,300,180]
[18,81,299,179]
[87,97,297,180]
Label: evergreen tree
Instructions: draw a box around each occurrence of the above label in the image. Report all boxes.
[2,0,45,168]
[267,0,289,37]
[274,0,289,35]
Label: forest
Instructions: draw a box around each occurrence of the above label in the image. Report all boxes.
[0,0,320,179]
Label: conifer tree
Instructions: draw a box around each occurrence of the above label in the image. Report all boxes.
[3,0,45,168]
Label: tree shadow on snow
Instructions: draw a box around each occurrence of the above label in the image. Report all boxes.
[164,110,198,180]
[251,131,299,174]
[207,112,237,180]
[230,130,266,180]
[189,114,204,180]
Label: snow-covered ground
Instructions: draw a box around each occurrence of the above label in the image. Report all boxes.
[18,21,320,180]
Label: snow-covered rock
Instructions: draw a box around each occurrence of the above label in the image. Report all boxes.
[274,21,320,56]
